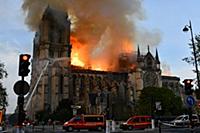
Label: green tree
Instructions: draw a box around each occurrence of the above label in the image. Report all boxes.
[135,87,184,116]
[183,34,200,65]
[183,34,200,98]
[35,99,73,123]
[0,62,8,108]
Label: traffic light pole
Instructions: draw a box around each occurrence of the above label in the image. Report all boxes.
[183,79,194,130]
[14,54,31,133]
[189,107,194,129]
[17,76,26,126]
[17,95,24,126]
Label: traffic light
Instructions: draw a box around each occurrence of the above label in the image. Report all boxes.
[183,79,193,95]
[18,54,31,77]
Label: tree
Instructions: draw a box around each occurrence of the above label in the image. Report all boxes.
[135,87,184,116]
[183,34,200,65]
[35,99,73,123]
[183,34,200,98]
[0,62,8,108]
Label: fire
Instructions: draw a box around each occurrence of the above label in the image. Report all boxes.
[70,36,135,71]
[122,39,134,53]
[70,36,85,67]
[71,52,84,67]
[70,36,107,71]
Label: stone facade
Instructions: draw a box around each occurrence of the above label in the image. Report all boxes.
[162,76,183,97]
[26,7,180,119]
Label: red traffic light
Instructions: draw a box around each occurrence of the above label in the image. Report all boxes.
[21,54,31,61]
[183,79,193,85]
[18,54,31,77]
[183,79,193,95]
[22,55,29,61]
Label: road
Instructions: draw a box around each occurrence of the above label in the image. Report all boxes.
[3,125,200,133]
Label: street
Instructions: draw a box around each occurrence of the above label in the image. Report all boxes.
[4,125,200,133]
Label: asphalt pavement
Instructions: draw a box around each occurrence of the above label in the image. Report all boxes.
[3,124,200,133]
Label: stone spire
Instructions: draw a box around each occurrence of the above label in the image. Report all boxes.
[137,45,142,62]
[155,48,160,64]
[147,45,150,53]
[137,45,140,57]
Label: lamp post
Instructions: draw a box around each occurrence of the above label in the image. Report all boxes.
[183,20,200,90]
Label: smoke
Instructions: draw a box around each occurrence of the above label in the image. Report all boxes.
[22,0,161,71]
[135,27,162,50]
[162,62,172,76]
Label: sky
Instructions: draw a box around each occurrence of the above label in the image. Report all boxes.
[0,0,200,113]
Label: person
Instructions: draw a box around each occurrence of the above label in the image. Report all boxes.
[1,121,6,131]
[48,118,52,125]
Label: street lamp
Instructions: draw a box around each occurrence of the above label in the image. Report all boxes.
[183,20,200,90]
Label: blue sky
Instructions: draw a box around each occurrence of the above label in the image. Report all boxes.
[0,0,200,113]
[142,1,200,78]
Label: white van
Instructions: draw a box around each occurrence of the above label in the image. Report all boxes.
[170,114,199,127]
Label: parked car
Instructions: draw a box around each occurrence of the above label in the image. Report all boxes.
[22,120,34,126]
[63,114,105,131]
[120,115,152,130]
[170,114,199,127]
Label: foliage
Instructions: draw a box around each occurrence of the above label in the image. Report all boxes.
[8,113,17,126]
[195,89,200,99]
[135,87,184,116]
[182,34,200,65]
[0,61,8,108]
[182,34,200,98]
[35,99,73,123]
[50,99,73,122]
[0,62,7,79]
[35,110,50,123]
[112,98,133,121]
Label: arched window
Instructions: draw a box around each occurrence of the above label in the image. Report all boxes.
[147,58,153,68]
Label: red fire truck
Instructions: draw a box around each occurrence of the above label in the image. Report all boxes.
[63,114,105,131]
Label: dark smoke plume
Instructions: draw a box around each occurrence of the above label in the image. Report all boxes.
[22,0,161,71]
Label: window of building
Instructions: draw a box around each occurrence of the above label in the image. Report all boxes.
[48,24,54,42]
[49,49,54,58]
[59,75,64,94]
[147,58,153,68]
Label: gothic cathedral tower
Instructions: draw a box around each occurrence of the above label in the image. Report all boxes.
[137,46,162,88]
[28,7,71,118]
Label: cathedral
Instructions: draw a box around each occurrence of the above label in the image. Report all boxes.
[26,7,181,119]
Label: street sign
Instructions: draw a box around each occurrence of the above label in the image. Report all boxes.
[155,101,162,111]
[186,96,195,107]
[13,80,30,95]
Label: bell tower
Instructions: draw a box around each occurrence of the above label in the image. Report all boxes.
[33,7,71,60]
[29,7,72,118]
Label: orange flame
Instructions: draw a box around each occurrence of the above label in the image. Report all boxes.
[121,39,134,53]
[70,36,85,67]
[70,36,134,71]
[71,52,85,67]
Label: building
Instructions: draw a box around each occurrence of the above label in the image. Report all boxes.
[26,7,181,119]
